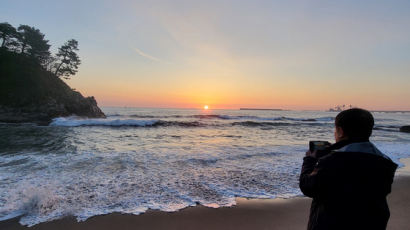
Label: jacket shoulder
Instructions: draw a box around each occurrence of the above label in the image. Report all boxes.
[317,151,398,174]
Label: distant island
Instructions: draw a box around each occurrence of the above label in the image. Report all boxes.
[0,22,105,124]
[240,108,283,111]
[372,111,410,113]
[327,104,410,113]
[327,104,353,112]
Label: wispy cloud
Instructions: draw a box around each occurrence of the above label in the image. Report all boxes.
[135,48,161,62]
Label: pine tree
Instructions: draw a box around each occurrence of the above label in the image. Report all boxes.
[54,39,81,79]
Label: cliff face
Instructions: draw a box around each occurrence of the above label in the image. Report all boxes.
[0,49,105,124]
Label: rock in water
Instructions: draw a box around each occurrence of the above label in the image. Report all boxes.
[0,48,105,124]
[400,126,410,133]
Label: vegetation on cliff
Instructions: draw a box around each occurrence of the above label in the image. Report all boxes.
[0,22,105,124]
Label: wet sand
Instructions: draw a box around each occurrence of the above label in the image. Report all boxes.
[2,159,410,230]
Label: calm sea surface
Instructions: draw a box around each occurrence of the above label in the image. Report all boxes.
[1,108,410,226]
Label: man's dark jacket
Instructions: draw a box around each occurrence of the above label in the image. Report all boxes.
[299,140,398,230]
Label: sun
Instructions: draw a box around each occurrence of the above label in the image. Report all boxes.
[204,105,209,110]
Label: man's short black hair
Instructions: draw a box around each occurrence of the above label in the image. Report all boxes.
[335,108,374,140]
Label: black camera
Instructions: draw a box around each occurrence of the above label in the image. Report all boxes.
[309,141,331,152]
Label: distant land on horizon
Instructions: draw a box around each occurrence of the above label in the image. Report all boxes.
[371,110,410,113]
[99,106,410,113]
[240,108,284,111]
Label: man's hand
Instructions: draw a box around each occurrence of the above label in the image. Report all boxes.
[305,150,318,158]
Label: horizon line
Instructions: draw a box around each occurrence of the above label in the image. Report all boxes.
[98,105,410,113]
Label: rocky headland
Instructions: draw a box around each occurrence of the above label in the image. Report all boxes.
[0,49,105,125]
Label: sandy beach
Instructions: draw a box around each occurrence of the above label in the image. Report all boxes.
[1,158,409,230]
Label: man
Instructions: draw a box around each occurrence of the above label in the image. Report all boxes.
[299,108,398,230]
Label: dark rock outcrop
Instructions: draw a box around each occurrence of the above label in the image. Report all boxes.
[0,95,105,125]
[0,48,105,124]
[400,126,410,133]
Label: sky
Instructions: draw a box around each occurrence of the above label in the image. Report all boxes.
[1,0,410,110]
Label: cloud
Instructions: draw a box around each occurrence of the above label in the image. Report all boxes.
[135,48,161,62]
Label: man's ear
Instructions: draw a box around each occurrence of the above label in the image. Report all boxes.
[336,126,344,139]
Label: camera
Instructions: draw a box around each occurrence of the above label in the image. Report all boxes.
[309,141,331,152]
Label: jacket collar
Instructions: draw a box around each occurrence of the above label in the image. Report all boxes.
[329,139,391,160]
[327,138,369,151]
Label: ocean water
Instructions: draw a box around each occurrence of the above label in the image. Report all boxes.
[1,108,410,226]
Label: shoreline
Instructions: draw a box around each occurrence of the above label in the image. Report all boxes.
[1,158,410,230]
[0,197,312,230]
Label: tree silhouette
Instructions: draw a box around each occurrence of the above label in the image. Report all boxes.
[43,55,58,72]
[54,39,81,79]
[1,22,81,77]
[0,22,19,49]
[17,25,51,64]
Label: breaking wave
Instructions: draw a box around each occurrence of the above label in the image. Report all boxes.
[50,118,210,127]
[103,114,334,121]
[50,117,160,127]
[49,116,334,128]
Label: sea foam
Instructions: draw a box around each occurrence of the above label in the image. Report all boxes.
[50,117,159,127]
[49,115,334,128]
